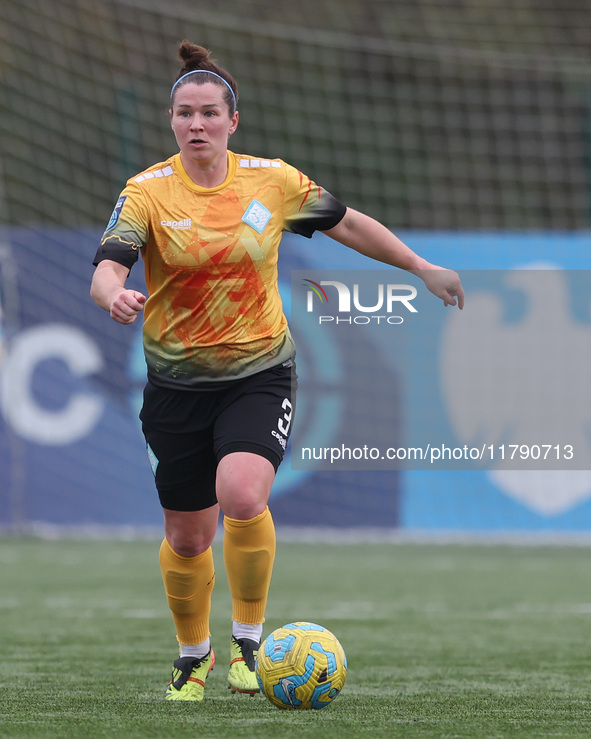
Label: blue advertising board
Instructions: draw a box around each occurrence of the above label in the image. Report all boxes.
[1,227,590,531]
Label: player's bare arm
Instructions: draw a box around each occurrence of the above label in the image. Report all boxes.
[323,207,465,309]
[90,259,147,325]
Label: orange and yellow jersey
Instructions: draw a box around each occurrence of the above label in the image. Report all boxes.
[94,152,346,387]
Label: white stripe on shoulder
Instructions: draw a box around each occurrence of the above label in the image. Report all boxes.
[239,158,283,168]
[135,165,174,183]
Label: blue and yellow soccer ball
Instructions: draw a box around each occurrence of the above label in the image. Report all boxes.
[256,621,347,709]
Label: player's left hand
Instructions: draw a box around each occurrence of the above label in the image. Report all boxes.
[419,268,465,309]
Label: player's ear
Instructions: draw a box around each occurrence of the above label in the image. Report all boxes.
[229,110,239,136]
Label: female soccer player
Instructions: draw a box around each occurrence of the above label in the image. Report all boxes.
[90,40,464,702]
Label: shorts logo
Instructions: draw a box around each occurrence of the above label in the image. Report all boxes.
[242,200,272,234]
[146,443,159,476]
[272,429,287,450]
[107,196,126,231]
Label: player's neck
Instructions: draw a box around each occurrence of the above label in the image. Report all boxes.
[180,151,229,189]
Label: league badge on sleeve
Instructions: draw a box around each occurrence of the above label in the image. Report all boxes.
[107,196,127,231]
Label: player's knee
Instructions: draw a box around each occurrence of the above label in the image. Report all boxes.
[166,530,214,558]
[217,474,270,519]
[216,452,274,520]
[222,493,267,521]
[163,508,218,558]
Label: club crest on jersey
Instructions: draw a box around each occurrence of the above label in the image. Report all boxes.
[107,196,126,231]
[242,200,272,234]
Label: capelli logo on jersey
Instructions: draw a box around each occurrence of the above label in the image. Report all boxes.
[303,278,418,325]
[160,218,192,230]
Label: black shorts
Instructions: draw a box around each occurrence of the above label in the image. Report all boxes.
[139,361,296,512]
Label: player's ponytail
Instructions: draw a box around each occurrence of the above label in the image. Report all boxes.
[171,41,238,114]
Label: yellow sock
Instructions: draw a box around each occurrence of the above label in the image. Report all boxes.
[223,507,276,625]
[159,538,215,646]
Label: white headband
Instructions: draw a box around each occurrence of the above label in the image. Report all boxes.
[170,70,237,110]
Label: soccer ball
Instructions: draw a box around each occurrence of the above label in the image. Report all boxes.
[256,621,347,709]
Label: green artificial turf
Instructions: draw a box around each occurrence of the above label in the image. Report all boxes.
[1,537,591,738]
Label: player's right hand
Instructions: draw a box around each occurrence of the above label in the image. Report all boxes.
[110,289,147,324]
[420,268,465,309]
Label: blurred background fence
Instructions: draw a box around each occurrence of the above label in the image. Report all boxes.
[3,0,591,230]
[1,0,591,534]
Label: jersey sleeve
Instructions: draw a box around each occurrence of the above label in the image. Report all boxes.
[282,163,346,238]
[93,180,150,268]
